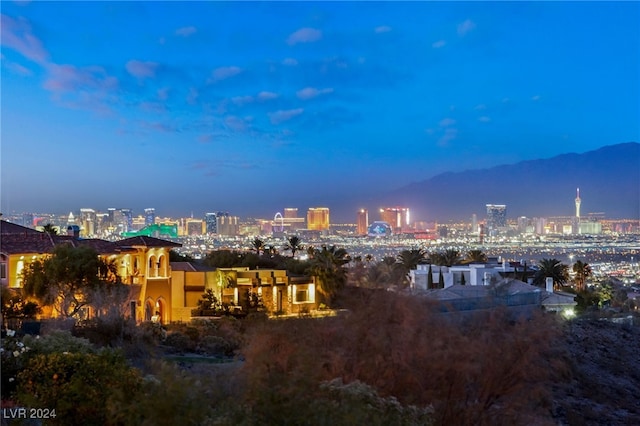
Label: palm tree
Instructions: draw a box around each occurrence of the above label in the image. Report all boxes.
[284,235,304,258]
[533,258,569,289]
[308,245,350,304]
[251,237,265,256]
[463,249,487,264]
[572,260,592,292]
[42,223,58,235]
[397,248,427,271]
[363,262,393,289]
[432,249,461,267]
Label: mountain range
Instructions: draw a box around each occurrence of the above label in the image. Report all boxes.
[377,142,640,221]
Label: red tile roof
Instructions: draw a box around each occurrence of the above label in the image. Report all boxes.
[1,222,130,256]
[0,220,41,235]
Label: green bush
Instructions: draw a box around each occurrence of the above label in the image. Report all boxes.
[164,331,194,353]
[1,331,97,400]
[17,350,142,426]
[198,335,232,356]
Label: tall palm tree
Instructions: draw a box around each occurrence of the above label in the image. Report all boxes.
[308,245,350,304]
[432,249,461,267]
[572,260,592,292]
[463,249,487,264]
[42,223,58,235]
[251,237,265,256]
[397,248,427,271]
[363,262,393,289]
[533,258,569,289]
[284,235,303,258]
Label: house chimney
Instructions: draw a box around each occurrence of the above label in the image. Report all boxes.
[67,225,80,238]
[545,277,554,293]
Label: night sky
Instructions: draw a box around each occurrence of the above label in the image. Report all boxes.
[2,1,638,222]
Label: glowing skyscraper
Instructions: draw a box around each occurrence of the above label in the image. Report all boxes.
[356,209,369,235]
[575,188,581,219]
[307,207,330,231]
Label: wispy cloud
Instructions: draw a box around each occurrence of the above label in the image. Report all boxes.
[209,66,242,82]
[296,87,334,100]
[2,56,33,76]
[44,64,118,93]
[531,95,541,101]
[439,118,456,127]
[140,101,166,113]
[139,120,178,133]
[175,26,197,37]
[432,40,446,48]
[282,58,298,66]
[231,95,254,106]
[224,115,249,132]
[457,19,476,36]
[287,27,322,45]
[257,91,279,101]
[125,60,158,79]
[478,116,491,122]
[269,108,304,124]
[374,25,392,33]
[157,87,170,100]
[186,88,199,105]
[0,14,49,64]
[438,128,458,146]
[475,104,487,110]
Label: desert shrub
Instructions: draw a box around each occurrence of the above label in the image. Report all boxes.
[23,330,95,355]
[72,316,136,347]
[198,335,232,356]
[164,331,194,353]
[16,350,142,426]
[312,378,434,426]
[1,331,97,400]
[240,291,568,425]
[112,361,215,426]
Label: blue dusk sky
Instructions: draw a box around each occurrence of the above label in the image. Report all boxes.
[1,1,638,222]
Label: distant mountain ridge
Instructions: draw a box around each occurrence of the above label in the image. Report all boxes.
[382,142,640,221]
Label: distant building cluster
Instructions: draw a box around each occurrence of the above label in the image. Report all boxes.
[3,189,637,239]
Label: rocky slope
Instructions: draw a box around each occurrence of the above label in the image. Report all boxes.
[552,315,640,425]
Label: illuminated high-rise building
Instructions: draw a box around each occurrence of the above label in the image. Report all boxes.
[486,204,507,235]
[575,188,581,219]
[205,213,217,234]
[379,207,410,233]
[120,208,133,232]
[79,208,96,237]
[284,208,298,219]
[217,215,239,236]
[186,219,205,236]
[356,209,369,235]
[307,207,330,231]
[144,208,156,227]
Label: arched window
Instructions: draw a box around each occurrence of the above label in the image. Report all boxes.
[148,255,157,278]
[157,255,165,277]
[145,300,154,321]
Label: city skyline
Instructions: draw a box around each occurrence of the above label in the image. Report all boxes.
[2,2,639,221]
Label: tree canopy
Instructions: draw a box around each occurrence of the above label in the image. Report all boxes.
[533,258,569,289]
[21,245,124,318]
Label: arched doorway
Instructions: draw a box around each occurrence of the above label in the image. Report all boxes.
[145,299,154,322]
[155,298,166,324]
